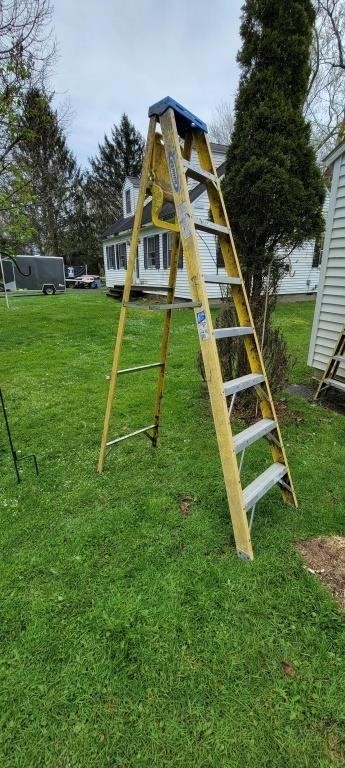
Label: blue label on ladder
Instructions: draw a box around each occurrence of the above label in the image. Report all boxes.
[196,310,209,341]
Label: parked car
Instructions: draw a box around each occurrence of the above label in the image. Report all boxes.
[73,275,101,289]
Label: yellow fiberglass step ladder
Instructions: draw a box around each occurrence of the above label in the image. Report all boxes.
[98,97,297,560]
[314,325,345,400]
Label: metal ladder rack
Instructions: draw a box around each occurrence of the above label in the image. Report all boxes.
[98,96,297,560]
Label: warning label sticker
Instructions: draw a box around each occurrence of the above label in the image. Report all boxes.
[196,310,209,341]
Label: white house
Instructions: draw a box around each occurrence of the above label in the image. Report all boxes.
[308,140,345,379]
[102,142,324,300]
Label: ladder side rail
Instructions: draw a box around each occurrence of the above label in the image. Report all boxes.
[193,132,297,507]
[97,117,157,472]
[160,108,254,560]
[151,131,194,447]
[314,326,345,399]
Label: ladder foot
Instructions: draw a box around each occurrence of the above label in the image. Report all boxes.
[237,549,254,562]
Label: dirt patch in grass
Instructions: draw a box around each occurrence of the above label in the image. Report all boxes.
[296,536,345,610]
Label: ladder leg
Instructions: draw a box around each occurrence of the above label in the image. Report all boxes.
[98,118,157,472]
[151,234,180,447]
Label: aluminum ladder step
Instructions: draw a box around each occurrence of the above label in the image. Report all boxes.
[214,326,253,339]
[223,372,265,396]
[243,462,287,511]
[332,354,345,362]
[204,274,241,285]
[194,217,229,236]
[183,160,218,184]
[234,419,276,454]
[324,377,345,392]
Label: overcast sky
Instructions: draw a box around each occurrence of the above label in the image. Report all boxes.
[52,0,243,169]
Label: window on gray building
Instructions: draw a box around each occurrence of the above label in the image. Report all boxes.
[106,245,116,269]
[116,242,127,269]
[144,235,160,269]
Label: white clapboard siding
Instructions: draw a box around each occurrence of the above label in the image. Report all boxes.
[308,143,345,376]
[103,144,326,303]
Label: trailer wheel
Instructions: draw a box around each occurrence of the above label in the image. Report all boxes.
[43,284,56,295]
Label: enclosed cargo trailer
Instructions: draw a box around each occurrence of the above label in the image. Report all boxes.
[0,255,65,295]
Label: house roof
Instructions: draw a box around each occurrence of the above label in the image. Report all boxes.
[323,140,345,168]
[102,160,226,239]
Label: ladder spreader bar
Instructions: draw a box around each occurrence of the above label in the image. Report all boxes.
[106,424,156,447]
[194,217,229,236]
[118,363,163,375]
[123,301,201,310]
[204,274,241,285]
[183,160,217,184]
[149,302,202,311]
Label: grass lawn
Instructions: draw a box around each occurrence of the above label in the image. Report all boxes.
[1,292,344,768]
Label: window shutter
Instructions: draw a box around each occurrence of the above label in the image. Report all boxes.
[178,247,183,269]
[124,244,127,270]
[155,234,160,269]
[115,244,120,269]
[106,247,110,270]
[162,233,168,269]
[144,238,148,269]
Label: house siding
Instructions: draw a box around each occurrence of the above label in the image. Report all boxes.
[103,146,326,302]
[308,149,345,378]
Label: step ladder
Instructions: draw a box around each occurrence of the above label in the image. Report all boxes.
[98,97,297,560]
[314,326,345,400]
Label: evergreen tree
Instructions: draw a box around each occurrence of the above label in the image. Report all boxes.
[223,0,325,312]
[16,88,83,259]
[220,0,325,391]
[86,113,144,233]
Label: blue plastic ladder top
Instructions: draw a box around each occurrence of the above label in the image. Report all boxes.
[148,97,208,138]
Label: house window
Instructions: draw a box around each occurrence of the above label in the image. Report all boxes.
[162,232,172,269]
[162,231,183,269]
[312,235,324,268]
[106,244,115,270]
[125,189,131,214]
[116,242,127,269]
[144,235,160,269]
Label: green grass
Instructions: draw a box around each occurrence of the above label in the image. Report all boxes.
[0,292,344,768]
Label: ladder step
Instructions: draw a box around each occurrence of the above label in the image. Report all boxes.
[243,462,287,511]
[333,354,344,362]
[234,419,276,454]
[214,326,253,339]
[324,377,345,392]
[183,160,218,184]
[118,363,163,375]
[123,301,201,310]
[106,424,156,447]
[194,217,229,236]
[204,274,242,285]
[223,373,265,396]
